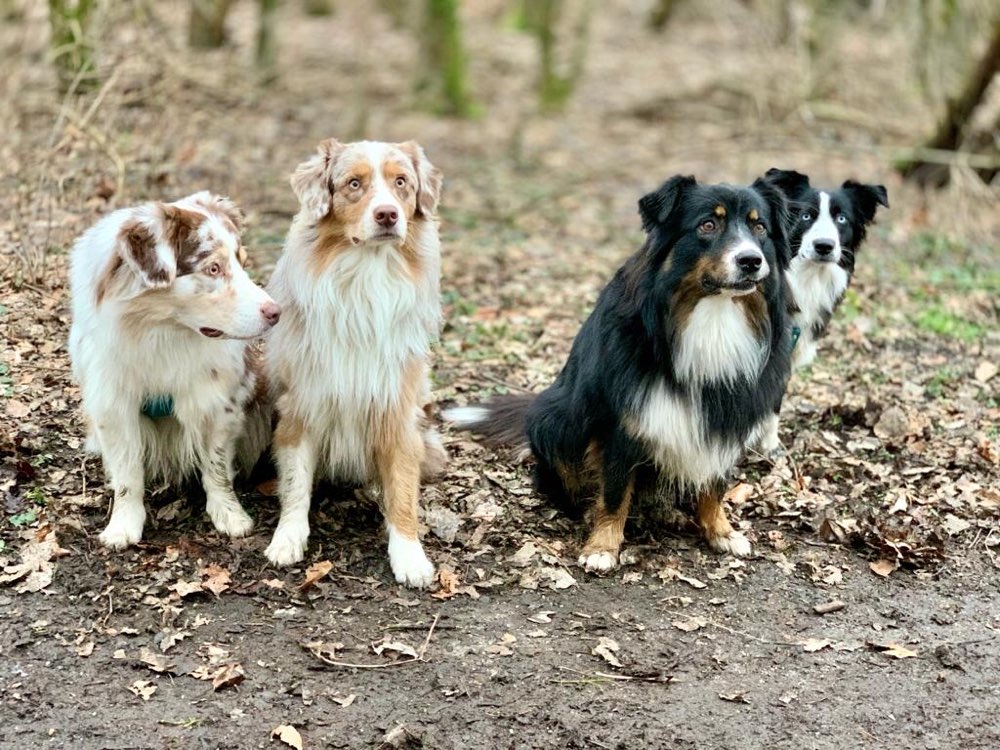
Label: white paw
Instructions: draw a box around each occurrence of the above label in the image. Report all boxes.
[708,531,752,558]
[265,521,309,567]
[387,526,435,588]
[757,426,781,454]
[207,498,254,538]
[99,506,145,550]
[578,550,619,573]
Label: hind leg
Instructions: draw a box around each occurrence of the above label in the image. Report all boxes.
[697,483,752,557]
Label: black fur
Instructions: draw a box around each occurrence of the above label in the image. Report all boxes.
[451,176,795,529]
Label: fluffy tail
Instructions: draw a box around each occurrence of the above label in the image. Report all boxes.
[443,393,536,451]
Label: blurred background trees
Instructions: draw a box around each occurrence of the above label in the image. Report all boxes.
[26,0,1000,189]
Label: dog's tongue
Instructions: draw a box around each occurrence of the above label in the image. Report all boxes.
[200,327,224,338]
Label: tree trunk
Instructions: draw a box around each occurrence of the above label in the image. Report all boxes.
[899,18,1000,186]
[416,0,474,117]
[256,0,279,79]
[188,0,233,49]
[48,0,96,93]
[524,0,592,112]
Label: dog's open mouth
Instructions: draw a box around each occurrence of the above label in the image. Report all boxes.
[199,327,224,338]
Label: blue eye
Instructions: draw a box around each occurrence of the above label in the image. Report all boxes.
[836,214,847,224]
[800,211,812,221]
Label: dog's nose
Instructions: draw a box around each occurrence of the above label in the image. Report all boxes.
[373,205,399,228]
[736,250,763,274]
[261,301,281,326]
[813,240,835,256]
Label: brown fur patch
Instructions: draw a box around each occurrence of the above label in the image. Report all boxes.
[696,485,735,545]
[274,413,305,449]
[736,289,769,338]
[397,141,442,218]
[580,473,634,561]
[162,205,205,269]
[309,218,355,277]
[714,205,726,218]
[95,254,124,305]
[118,219,167,286]
[672,255,716,328]
[372,358,428,541]
[748,208,759,222]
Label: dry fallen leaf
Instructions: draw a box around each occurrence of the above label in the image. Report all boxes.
[170,580,204,598]
[129,680,156,701]
[138,647,175,674]
[76,640,95,657]
[869,559,896,578]
[592,636,623,668]
[527,611,554,624]
[299,560,333,591]
[801,638,832,653]
[272,724,303,749]
[868,642,918,659]
[672,616,708,633]
[723,482,754,505]
[333,693,356,707]
[0,528,69,593]
[431,567,461,600]
[719,692,751,704]
[974,361,997,383]
[200,564,231,596]
[373,639,418,659]
[210,663,246,691]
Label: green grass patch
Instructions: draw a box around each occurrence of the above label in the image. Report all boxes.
[926,366,957,399]
[913,306,984,342]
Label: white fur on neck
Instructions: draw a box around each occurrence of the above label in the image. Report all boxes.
[787,254,848,369]
[674,295,765,386]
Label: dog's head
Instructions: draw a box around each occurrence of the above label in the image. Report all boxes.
[113,192,280,339]
[764,168,888,269]
[289,138,442,246]
[638,175,791,299]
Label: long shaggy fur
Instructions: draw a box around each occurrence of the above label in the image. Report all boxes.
[68,191,280,550]
[447,175,795,569]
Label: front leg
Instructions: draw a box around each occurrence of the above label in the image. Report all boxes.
[375,420,435,589]
[579,429,640,573]
[200,412,254,538]
[697,482,752,557]
[93,409,147,550]
[265,415,317,567]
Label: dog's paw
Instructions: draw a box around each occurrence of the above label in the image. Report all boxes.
[578,549,619,574]
[707,530,752,558]
[265,523,309,567]
[207,499,254,538]
[99,510,145,551]
[388,529,435,588]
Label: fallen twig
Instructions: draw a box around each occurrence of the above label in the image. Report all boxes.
[304,612,440,670]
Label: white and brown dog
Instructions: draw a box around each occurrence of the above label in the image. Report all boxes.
[263,139,447,588]
[69,192,280,549]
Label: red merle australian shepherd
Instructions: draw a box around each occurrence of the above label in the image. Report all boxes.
[447,176,794,572]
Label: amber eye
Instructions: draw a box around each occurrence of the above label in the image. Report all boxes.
[395,176,407,188]
[207,262,222,277]
[698,219,717,234]
[348,178,362,190]
[752,221,767,236]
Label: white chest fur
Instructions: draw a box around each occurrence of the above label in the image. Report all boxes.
[787,255,848,368]
[674,295,765,385]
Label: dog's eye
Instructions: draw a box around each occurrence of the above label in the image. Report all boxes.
[698,220,717,234]
[206,262,222,277]
[348,178,362,190]
[395,176,407,188]
[835,214,847,224]
[800,211,812,221]
[752,221,767,236]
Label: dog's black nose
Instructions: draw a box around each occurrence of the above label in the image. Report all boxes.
[813,240,835,256]
[374,205,399,228]
[736,250,763,274]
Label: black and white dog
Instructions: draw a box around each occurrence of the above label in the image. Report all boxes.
[448,176,794,571]
[755,169,888,452]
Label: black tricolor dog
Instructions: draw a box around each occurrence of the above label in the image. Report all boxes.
[447,176,794,571]
[752,169,888,453]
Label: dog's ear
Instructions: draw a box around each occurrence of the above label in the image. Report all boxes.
[398,140,443,218]
[752,177,793,270]
[638,175,696,233]
[117,208,177,289]
[763,168,810,199]
[187,191,244,233]
[290,138,345,222]
[841,180,889,224]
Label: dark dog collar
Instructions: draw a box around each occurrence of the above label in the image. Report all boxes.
[142,394,175,419]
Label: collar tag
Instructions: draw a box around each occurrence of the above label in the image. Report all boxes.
[141,395,175,419]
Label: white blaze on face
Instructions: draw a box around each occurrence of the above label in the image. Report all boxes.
[721,232,769,295]
[800,191,841,263]
[360,141,407,244]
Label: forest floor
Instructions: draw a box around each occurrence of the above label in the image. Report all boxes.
[1,2,998,748]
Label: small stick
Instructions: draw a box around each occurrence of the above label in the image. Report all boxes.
[305,612,441,670]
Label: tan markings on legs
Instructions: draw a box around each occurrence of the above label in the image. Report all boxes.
[274,412,305,449]
[697,485,752,557]
[579,474,633,572]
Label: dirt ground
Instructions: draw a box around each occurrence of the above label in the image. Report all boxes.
[1,2,998,748]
